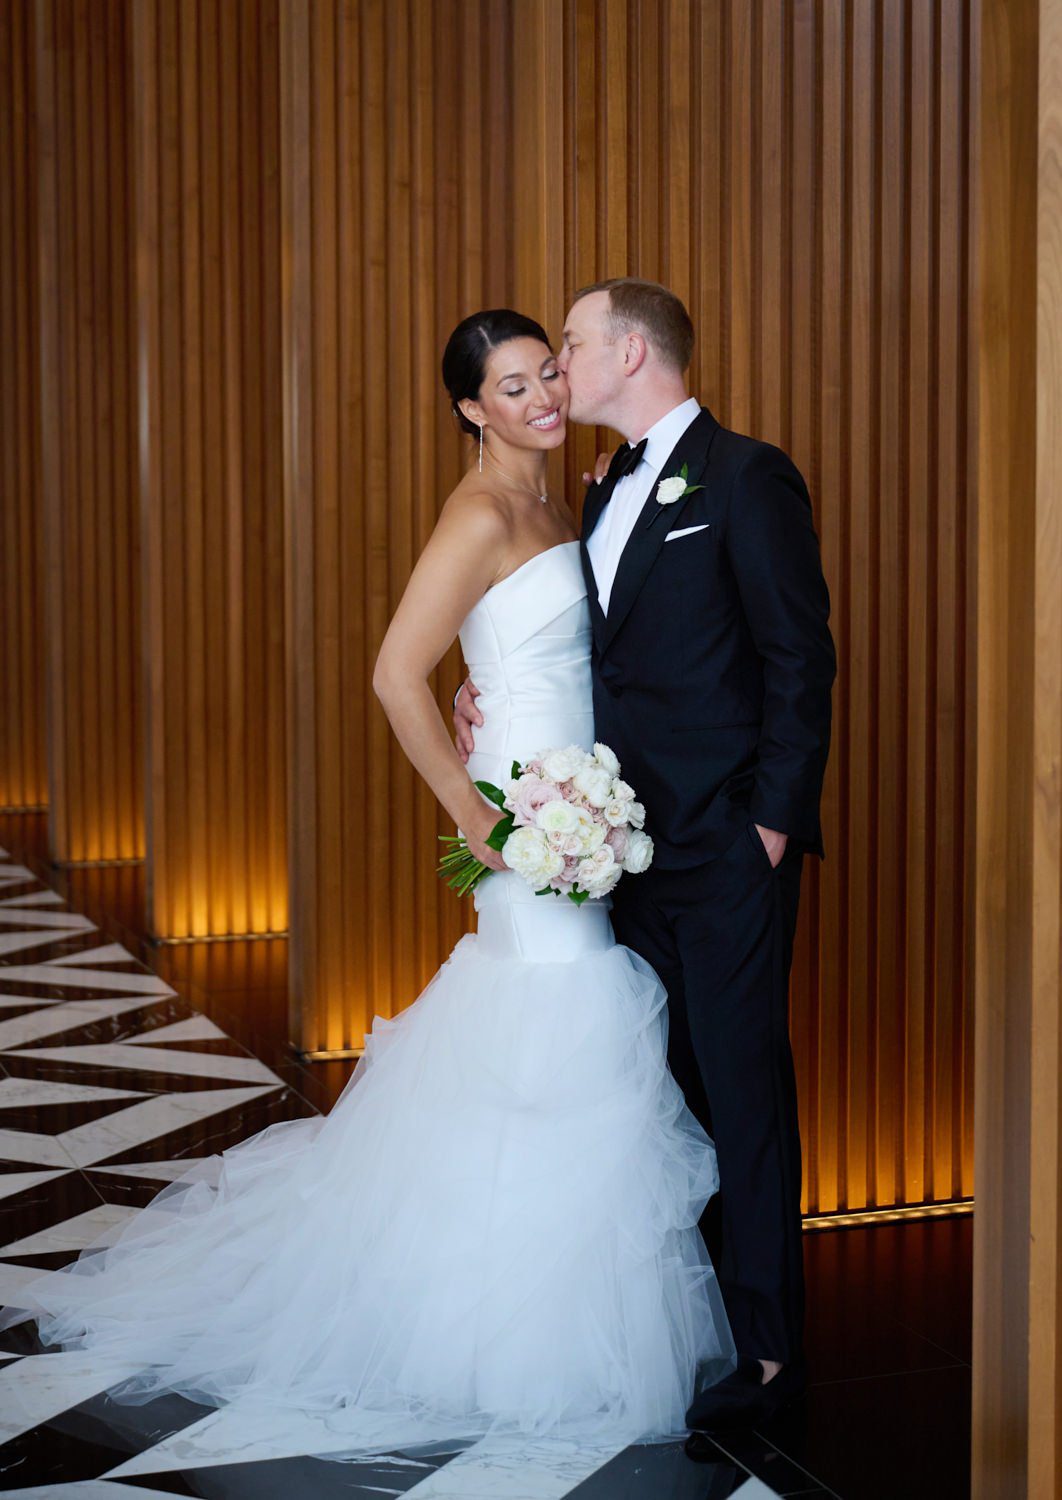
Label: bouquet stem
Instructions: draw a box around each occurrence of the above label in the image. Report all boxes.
[436,777,516,897]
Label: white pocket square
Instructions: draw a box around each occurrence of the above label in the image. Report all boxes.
[664,524,710,542]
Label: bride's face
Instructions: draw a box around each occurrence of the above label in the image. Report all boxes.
[461,338,569,453]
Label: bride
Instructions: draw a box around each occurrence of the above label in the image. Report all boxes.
[0,309,734,1453]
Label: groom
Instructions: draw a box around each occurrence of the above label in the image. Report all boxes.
[454,278,835,1433]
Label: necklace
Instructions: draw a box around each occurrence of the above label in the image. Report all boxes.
[483,454,549,504]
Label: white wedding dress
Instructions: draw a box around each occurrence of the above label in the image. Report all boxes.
[1,540,734,1452]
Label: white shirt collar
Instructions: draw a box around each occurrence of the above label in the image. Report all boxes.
[639,396,702,473]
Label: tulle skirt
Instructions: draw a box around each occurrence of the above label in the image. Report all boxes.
[0,920,735,1453]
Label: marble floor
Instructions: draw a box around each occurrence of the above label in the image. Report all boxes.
[0,825,971,1499]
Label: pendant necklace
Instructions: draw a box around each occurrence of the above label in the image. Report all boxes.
[483,454,550,504]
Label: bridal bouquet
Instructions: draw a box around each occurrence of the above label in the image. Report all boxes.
[437,743,654,905]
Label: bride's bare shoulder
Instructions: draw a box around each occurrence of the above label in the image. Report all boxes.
[435,477,513,548]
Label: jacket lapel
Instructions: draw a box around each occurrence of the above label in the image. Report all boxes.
[598,406,720,655]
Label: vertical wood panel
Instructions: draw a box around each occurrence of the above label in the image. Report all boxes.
[973,2,1062,1492]
[29,0,141,862]
[972,0,1037,1489]
[283,0,512,1048]
[0,1,47,816]
[134,0,286,939]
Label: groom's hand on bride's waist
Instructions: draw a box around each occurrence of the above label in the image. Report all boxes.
[453,678,484,763]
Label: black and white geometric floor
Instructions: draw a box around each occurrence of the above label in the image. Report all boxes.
[0,843,817,1499]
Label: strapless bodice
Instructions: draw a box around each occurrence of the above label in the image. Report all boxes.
[458,540,593,782]
[457,540,611,959]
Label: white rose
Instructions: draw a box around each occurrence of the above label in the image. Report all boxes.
[537,800,581,835]
[576,844,617,892]
[541,745,590,783]
[621,828,654,874]
[569,806,606,856]
[610,778,636,804]
[626,800,646,829]
[593,742,620,776]
[572,764,613,807]
[503,826,563,885]
[656,475,687,505]
[603,798,630,827]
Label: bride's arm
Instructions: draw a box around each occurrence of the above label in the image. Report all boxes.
[373,494,511,870]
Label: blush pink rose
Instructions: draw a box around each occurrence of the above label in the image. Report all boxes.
[509,774,563,828]
[605,824,629,861]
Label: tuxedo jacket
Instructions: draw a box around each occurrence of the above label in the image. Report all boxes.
[580,405,836,869]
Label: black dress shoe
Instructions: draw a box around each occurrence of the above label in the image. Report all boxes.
[685,1355,806,1434]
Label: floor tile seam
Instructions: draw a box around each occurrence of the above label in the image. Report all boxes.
[887,1316,972,1368]
[0,845,333,1119]
[698,1431,838,1500]
[804,1357,968,1390]
[0,855,320,1117]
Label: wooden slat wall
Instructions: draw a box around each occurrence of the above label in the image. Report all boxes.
[534,0,975,1216]
[2,0,976,1219]
[132,0,287,939]
[284,0,975,1216]
[31,0,141,864]
[0,3,46,815]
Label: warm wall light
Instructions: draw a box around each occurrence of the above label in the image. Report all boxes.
[153,929,290,946]
[56,857,145,868]
[802,1199,974,1232]
[300,1047,365,1061]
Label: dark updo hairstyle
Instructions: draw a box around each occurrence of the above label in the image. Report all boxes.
[442,309,553,439]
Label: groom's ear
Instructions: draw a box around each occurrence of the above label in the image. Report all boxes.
[622,332,648,375]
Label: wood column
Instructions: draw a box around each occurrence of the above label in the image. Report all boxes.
[29,0,141,863]
[131,0,287,940]
[0,1,46,818]
[280,0,512,1051]
[972,0,1062,1492]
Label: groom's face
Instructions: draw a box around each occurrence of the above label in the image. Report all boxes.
[558,292,623,425]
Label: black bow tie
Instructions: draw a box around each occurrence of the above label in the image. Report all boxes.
[614,437,648,479]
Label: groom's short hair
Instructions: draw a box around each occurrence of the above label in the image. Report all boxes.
[572,277,694,372]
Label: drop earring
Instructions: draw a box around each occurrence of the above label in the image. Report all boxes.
[478,424,484,473]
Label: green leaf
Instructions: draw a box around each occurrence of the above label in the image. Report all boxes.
[485,811,515,851]
[568,889,590,905]
[474,779,507,809]
[534,885,555,897]
[511,760,522,780]
[679,463,689,479]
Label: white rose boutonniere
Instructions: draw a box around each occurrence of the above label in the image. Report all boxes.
[655,463,704,510]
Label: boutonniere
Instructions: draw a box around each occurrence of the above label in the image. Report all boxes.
[656,465,703,505]
[649,465,703,524]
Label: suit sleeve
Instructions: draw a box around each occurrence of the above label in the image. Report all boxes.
[725,444,836,847]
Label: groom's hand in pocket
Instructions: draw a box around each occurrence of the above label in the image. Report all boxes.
[453,677,484,763]
[754,824,789,869]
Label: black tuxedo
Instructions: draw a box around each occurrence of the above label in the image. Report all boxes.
[581,405,835,1366]
[581,406,835,868]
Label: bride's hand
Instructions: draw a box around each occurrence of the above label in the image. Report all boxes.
[464,807,508,873]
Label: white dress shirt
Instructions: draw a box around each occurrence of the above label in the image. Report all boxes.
[586,397,701,614]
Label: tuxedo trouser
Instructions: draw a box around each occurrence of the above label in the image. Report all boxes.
[610,820,806,1365]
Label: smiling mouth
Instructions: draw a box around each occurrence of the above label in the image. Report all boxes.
[529,409,561,430]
